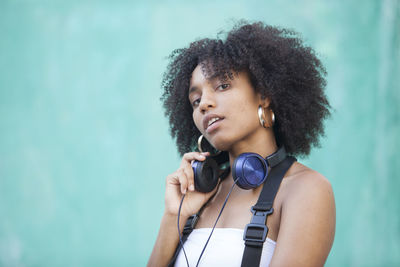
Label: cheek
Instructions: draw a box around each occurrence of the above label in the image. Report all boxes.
[192,111,202,132]
[235,104,259,130]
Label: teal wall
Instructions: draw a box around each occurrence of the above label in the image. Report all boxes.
[1,0,399,266]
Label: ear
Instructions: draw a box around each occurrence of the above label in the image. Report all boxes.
[259,96,271,109]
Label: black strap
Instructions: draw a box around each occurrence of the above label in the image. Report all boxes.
[167,213,199,267]
[167,187,218,267]
[265,146,287,168]
[241,156,296,267]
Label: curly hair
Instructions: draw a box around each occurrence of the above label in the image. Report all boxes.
[161,20,331,157]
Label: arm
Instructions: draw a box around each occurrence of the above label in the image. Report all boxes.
[147,152,217,267]
[147,212,189,267]
[270,171,336,267]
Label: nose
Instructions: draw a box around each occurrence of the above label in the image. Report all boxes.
[199,89,216,113]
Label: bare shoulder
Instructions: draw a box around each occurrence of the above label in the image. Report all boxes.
[281,161,335,227]
[281,162,334,202]
[269,162,336,266]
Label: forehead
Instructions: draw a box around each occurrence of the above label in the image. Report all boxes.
[189,65,209,88]
[189,64,251,88]
[189,64,234,92]
[188,65,215,96]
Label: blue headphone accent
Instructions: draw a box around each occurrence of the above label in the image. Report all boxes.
[232,153,268,190]
[192,146,287,192]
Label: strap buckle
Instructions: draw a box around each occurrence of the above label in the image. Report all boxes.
[243,206,274,247]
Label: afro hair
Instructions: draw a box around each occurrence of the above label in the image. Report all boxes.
[161,20,331,157]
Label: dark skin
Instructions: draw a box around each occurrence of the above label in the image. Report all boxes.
[148,65,335,267]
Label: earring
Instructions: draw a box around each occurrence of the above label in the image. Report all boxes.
[258,106,266,128]
[197,135,206,153]
[270,110,275,126]
[258,105,275,128]
[197,135,221,156]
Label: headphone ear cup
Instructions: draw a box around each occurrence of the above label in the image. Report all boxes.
[192,157,219,193]
[232,153,268,190]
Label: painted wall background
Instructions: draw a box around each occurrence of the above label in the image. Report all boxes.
[0,0,399,266]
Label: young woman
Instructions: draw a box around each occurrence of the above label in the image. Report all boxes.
[148,21,335,267]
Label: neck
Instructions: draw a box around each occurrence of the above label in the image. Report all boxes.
[228,128,278,167]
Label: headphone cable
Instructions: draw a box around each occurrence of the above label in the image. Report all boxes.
[177,178,238,267]
[177,194,190,267]
[195,178,238,267]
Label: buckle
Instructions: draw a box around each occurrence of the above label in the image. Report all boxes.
[243,206,274,246]
[243,223,269,246]
[183,214,199,235]
[250,206,274,216]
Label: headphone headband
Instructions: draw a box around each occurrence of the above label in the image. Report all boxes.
[265,146,287,168]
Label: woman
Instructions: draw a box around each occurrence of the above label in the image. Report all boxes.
[148,21,335,266]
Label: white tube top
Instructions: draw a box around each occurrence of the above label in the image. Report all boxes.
[175,228,276,267]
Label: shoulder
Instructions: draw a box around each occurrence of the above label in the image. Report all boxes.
[269,162,336,266]
[281,162,335,225]
[283,162,334,203]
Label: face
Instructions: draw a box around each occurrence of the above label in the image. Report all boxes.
[188,64,266,152]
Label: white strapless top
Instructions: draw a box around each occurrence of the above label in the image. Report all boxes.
[175,228,276,267]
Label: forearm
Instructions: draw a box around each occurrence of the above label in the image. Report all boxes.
[147,212,189,267]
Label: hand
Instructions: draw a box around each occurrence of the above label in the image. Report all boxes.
[164,151,218,217]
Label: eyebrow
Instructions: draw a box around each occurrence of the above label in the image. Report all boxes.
[188,75,222,95]
[188,86,199,95]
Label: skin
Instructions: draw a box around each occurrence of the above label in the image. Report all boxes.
[148,64,336,267]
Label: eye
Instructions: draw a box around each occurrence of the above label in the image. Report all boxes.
[191,98,201,107]
[216,83,230,91]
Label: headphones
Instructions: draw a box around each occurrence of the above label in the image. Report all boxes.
[192,140,287,193]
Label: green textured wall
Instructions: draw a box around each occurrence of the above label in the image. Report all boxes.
[1,0,399,266]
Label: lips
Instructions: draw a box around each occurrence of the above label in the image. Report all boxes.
[203,114,224,132]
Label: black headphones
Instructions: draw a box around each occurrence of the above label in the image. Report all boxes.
[192,143,287,193]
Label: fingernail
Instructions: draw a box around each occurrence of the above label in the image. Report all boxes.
[189,184,194,191]
[182,188,187,194]
[199,155,205,159]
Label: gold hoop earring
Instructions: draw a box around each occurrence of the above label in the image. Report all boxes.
[258,105,275,128]
[197,135,221,156]
[270,110,275,126]
[197,135,205,153]
[258,106,266,128]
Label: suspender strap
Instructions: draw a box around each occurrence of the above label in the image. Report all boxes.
[241,156,296,267]
[167,213,199,267]
[167,184,219,267]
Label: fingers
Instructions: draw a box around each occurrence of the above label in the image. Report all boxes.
[177,169,188,194]
[166,171,187,195]
[182,151,209,163]
[167,152,210,195]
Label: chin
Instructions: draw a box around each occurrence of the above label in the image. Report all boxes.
[208,136,233,152]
